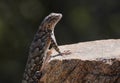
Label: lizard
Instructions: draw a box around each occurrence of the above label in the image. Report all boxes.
[22,13,62,83]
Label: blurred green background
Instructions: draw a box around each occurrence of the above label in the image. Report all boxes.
[0,0,120,83]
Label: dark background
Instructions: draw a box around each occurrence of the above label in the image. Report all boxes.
[0,0,120,83]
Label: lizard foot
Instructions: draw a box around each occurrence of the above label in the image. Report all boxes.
[61,50,71,55]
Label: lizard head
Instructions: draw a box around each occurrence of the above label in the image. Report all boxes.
[41,13,62,32]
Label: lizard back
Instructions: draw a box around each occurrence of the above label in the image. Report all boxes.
[22,13,62,83]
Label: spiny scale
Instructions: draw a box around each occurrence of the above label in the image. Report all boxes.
[22,13,62,83]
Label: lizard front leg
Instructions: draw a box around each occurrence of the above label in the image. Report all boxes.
[50,37,61,54]
[50,36,71,55]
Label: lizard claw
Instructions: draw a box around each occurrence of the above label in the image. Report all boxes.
[61,50,71,55]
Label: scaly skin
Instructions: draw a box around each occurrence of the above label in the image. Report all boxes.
[22,13,62,83]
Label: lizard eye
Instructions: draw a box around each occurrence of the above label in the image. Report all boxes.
[47,23,51,28]
[47,29,52,33]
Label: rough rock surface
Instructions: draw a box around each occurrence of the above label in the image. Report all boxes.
[39,39,120,83]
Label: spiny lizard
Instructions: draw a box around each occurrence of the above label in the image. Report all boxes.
[22,13,62,83]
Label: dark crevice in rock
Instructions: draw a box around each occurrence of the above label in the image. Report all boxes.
[62,60,80,82]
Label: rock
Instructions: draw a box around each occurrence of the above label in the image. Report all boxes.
[39,39,120,83]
